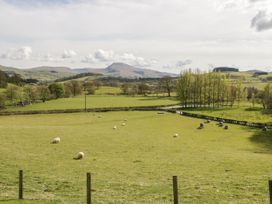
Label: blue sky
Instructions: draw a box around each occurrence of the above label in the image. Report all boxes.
[0,0,272,72]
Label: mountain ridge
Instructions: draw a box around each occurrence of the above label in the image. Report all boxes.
[0,63,177,81]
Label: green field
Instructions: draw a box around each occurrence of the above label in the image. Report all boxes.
[5,95,178,112]
[184,103,272,124]
[0,111,271,203]
[95,86,121,95]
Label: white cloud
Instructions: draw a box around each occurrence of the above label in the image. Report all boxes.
[81,54,97,64]
[61,49,77,58]
[118,53,156,67]
[0,46,32,60]
[213,0,272,31]
[94,49,115,62]
[251,10,272,31]
[82,49,156,67]
[39,53,62,62]
[176,59,192,68]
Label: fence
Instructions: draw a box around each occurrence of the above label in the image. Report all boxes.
[12,170,180,204]
[167,110,272,129]
[0,105,176,116]
[8,170,272,203]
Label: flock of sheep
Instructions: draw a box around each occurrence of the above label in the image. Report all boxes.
[51,137,85,160]
[198,119,229,130]
[50,118,129,160]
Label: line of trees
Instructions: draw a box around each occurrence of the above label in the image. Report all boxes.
[177,70,238,108]
[0,80,100,109]
[120,76,176,96]
[177,70,272,109]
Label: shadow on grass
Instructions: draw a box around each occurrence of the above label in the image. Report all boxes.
[249,130,272,153]
[137,96,178,101]
[0,199,56,204]
[244,107,263,111]
[180,107,234,112]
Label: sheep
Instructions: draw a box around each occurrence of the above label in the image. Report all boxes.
[73,152,85,160]
[51,137,60,144]
[224,125,229,130]
[218,122,224,127]
[173,133,179,138]
[198,123,204,129]
[113,125,117,130]
[204,119,211,124]
[122,123,126,126]
[263,126,268,132]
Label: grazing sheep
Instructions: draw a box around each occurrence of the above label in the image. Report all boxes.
[263,126,268,132]
[51,137,60,144]
[113,125,117,130]
[198,123,204,129]
[157,112,165,115]
[122,123,126,126]
[204,119,211,124]
[218,122,224,127]
[73,152,84,160]
[224,125,229,130]
[173,133,179,138]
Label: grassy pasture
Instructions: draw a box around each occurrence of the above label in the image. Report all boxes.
[95,86,121,95]
[5,95,178,112]
[184,102,272,124]
[0,111,271,203]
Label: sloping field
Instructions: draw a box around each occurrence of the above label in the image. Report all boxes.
[0,111,271,204]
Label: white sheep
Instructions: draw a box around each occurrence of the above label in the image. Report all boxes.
[73,152,85,160]
[173,133,179,138]
[113,125,117,130]
[122,123,126,126]
[51,137,60,144]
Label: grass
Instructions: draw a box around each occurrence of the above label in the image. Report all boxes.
[95,86,121,95]
[0,88,5,93]
[184,102,272,124]
[0,200,56,204]
[5,95,178,112]
[0,111,271,203]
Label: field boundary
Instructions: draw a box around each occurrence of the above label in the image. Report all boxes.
[168,110,272,129]
[0,105,271,129]
[0,104,177,116]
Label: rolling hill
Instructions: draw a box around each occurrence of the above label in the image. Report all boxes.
[0,63,177,81]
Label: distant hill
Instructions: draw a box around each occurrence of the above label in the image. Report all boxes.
[78,63,177,78]
[245,69,267,73]
[213,67,239,72]
[0,63,177,81]
[0,65,76,81]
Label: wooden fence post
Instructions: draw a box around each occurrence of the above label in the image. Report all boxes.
[19,170,23,199]
[172,176,179,204]
[269,180,272,204]
[87,172,91,204]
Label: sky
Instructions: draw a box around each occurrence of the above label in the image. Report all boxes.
[0,0,272,73]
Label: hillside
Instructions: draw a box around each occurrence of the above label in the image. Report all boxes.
[93,63,177,78]
[0,65,76,81]
[73,63,177,78]
[0,63,177,81]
